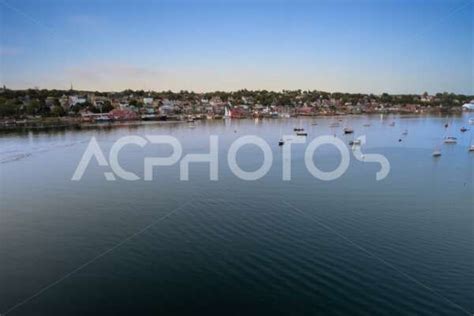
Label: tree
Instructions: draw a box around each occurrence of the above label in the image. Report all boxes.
[50,105,65,117]
[26,100,40,115]
[0,98,20,117]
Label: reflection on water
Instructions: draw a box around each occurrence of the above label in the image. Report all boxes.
[0,114,473,315]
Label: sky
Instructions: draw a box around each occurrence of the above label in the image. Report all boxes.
[0,0,472,94]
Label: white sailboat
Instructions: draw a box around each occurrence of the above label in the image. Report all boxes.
[224,102,232,119]
[444,120,457,144]
[469,133,474,152]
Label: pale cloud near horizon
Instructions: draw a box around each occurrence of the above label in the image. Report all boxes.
[1,60,472,95]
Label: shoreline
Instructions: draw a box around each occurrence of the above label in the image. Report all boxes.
[0,112,468,135]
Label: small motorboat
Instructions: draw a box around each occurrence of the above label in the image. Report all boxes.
[444,136,457,144]
[469,118,474,125]
[460,127,469,132]
[349,140,361,146]
[95,115,111,122]
[311,122,318,126]
[278,139,284,146]
[468,145,474,152]
[296,132,308,136]
[363,123,371,127]
[293,128,304,132]
[402,129,408,135]
[389,122,395,126]
[343,127,354,134]
[432,150,442,157]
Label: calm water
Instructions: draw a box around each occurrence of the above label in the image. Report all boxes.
[1,114,473,315]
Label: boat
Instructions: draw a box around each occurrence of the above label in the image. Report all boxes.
[278,139,284,146]
[296,132,307,136]
[293,128,304,132]
[95,115,111,122]
[460,127,469,132]
[363,123,371,127]
[444,136,457,144]
[389,122,395,126]
[330,122,340,128]
[402,129,408,135]
[349,139,361,146]
[224,105,231,119]
[432,150,442,157]
[311,122,317,126]
[343,127,354,134]
[468,134,474,152]
[469,118,474,125]
[141,114,159,121]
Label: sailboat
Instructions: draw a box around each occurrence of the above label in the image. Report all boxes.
[294,119,305,134]
[224,102,232,119]
[278,126,284,146]
[444,120,457,143]
[444,136,457,144]
[469,133,474,152]
[343,127,354,134]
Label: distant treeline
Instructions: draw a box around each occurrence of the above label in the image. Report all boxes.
[1,87,472,118]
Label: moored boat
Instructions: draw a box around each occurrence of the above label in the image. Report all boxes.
[349,139,361,146]
[343,127,354,134]
[444,136,457,144]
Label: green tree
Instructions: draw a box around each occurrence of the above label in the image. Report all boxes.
[0,98,20,117]
[50,106,65,117]
[26,100,40,115]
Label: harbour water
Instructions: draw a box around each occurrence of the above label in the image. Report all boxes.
[1,114,473,315]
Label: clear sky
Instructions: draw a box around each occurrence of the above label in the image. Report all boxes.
[0,0,472,94]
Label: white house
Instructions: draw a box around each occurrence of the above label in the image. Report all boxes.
[462,101,474,111]
[143,97,154,106]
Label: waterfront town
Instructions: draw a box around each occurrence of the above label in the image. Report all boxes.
[0,86,473,130]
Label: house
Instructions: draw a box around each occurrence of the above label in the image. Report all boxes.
[462,101,474,111]
[69,95,87,107]
[143,97,154,106]
[109,108,138,121]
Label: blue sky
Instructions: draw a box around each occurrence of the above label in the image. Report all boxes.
[0,0,472,94]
